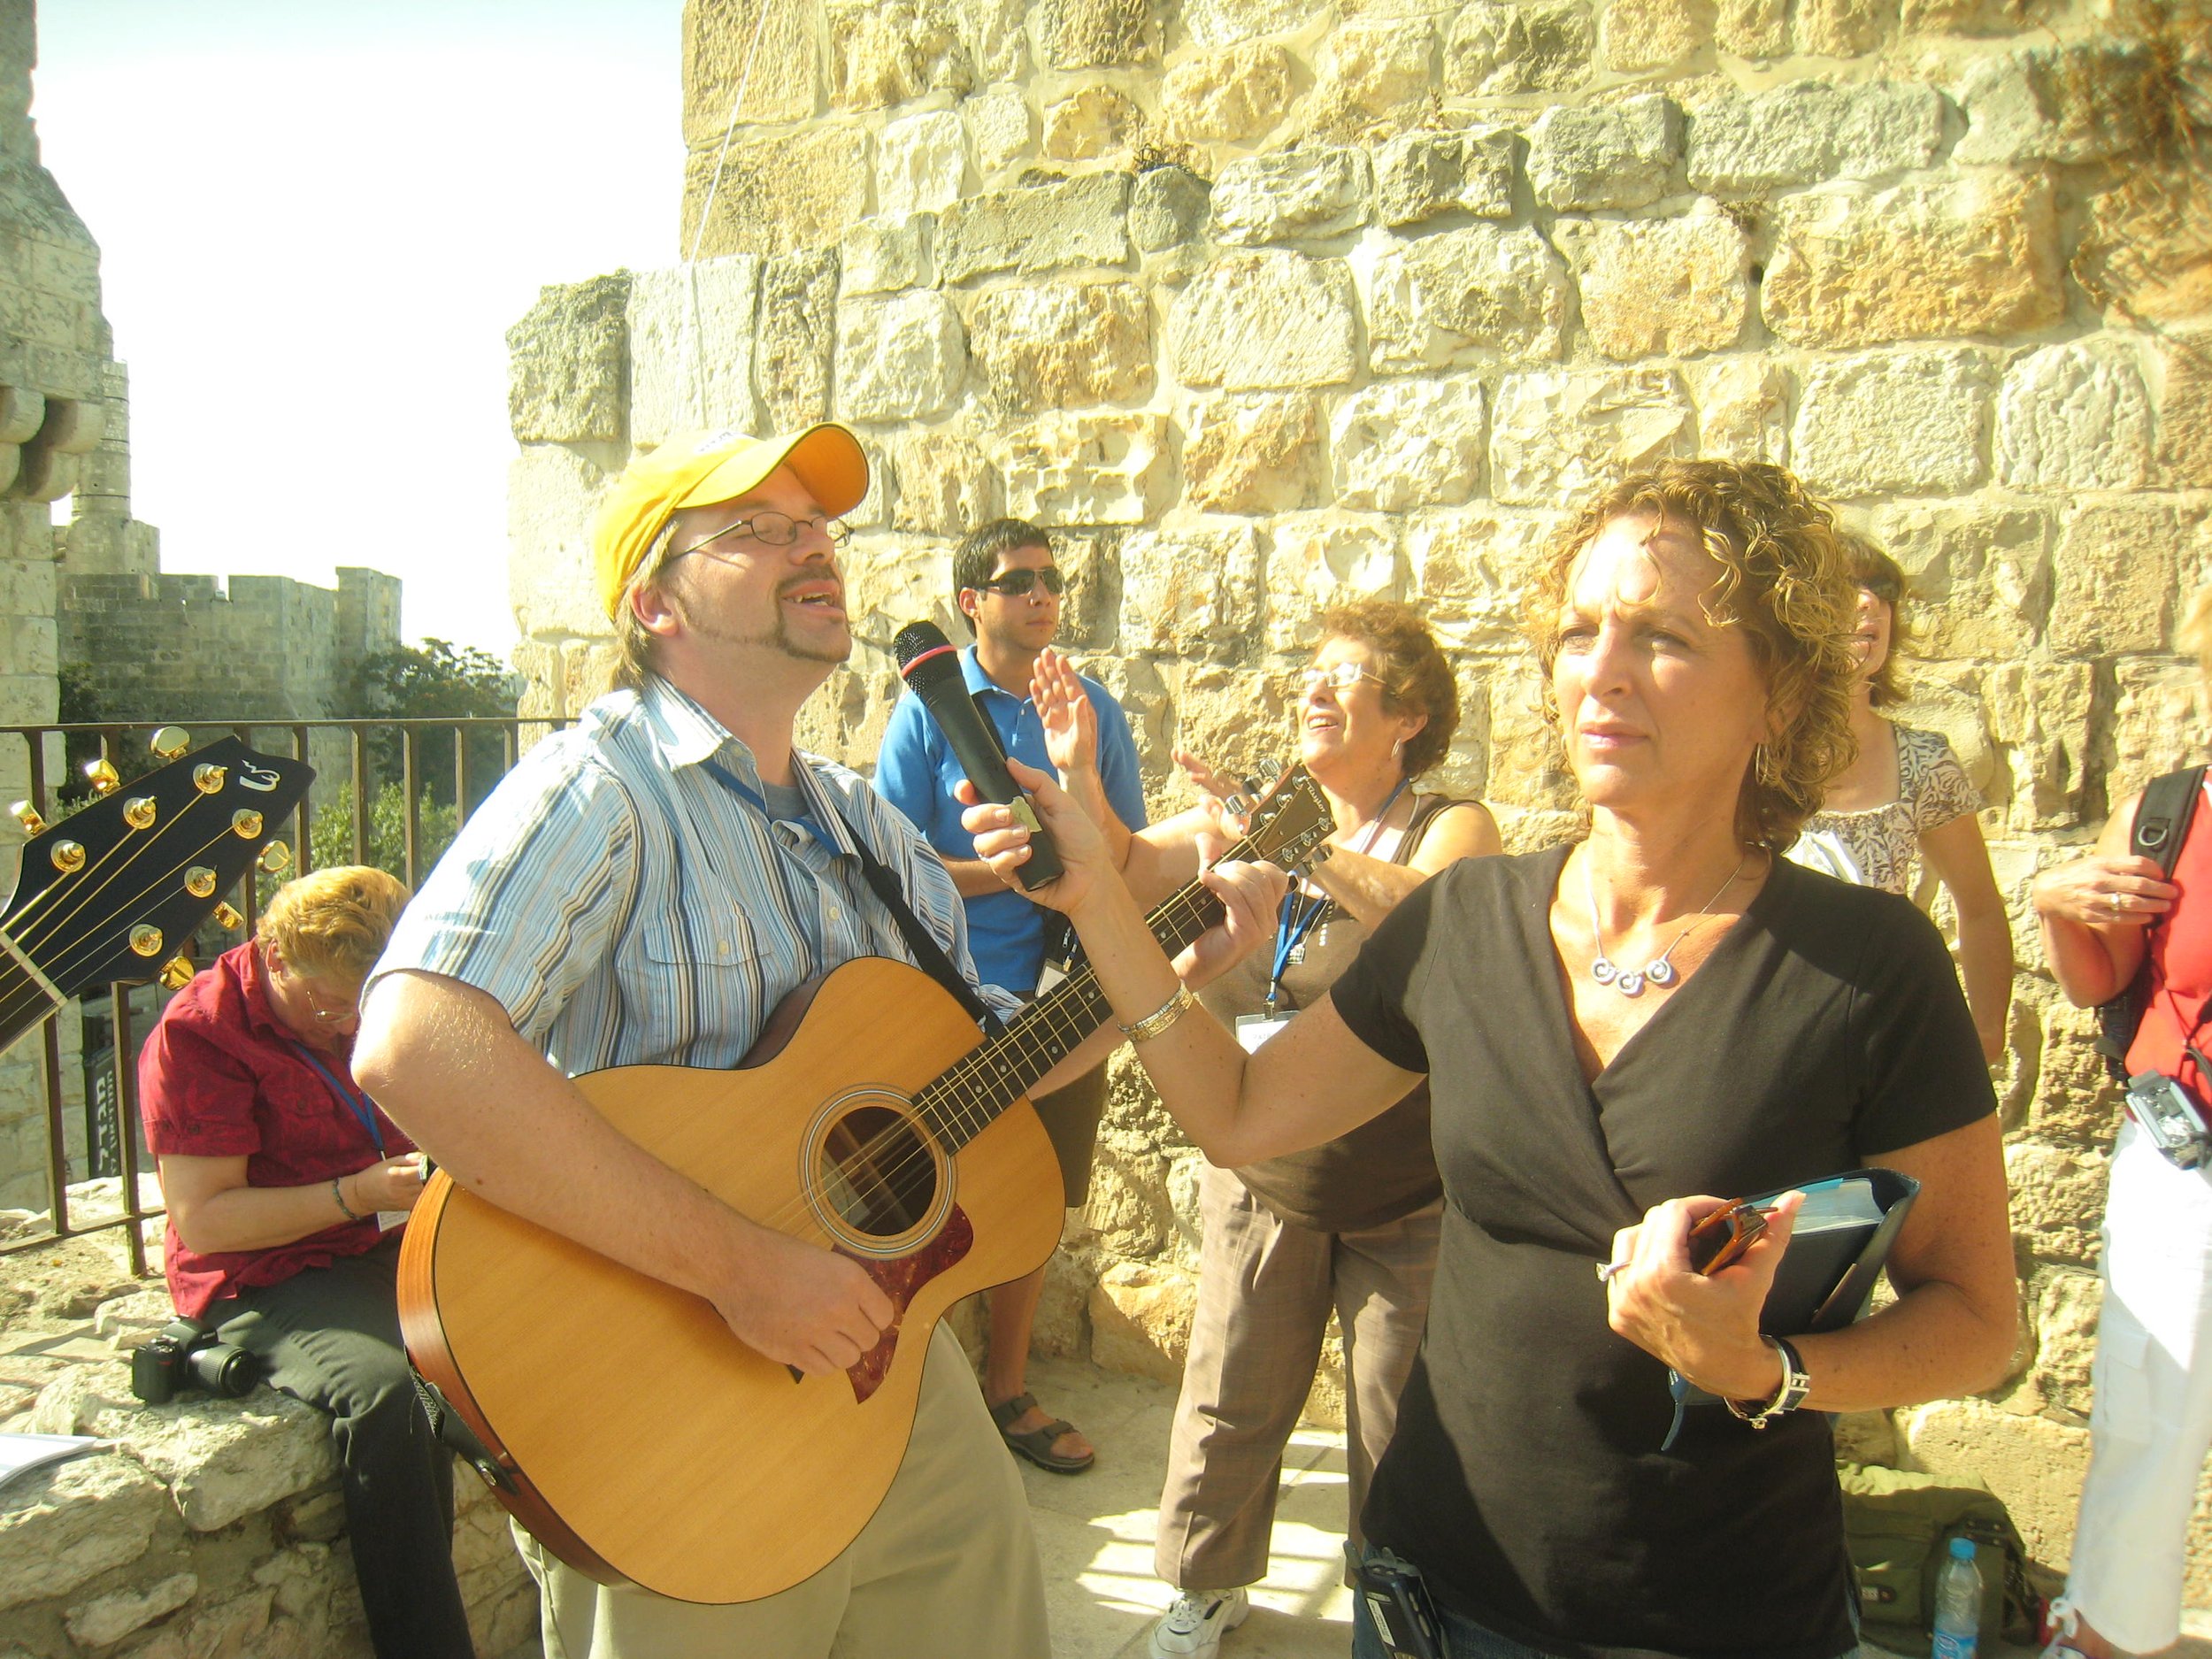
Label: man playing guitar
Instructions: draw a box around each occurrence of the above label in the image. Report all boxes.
[352,423,1278,1654]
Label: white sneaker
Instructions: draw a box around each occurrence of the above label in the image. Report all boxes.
[1148,1586,1250,1659]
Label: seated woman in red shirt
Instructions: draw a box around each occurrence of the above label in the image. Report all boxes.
[140,865,473,1659]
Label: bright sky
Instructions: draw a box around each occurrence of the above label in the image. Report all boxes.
[33,0,687,662]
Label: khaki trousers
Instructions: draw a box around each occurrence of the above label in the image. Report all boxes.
[1156,1163,1442,1592]
[524,1324,1050,1658]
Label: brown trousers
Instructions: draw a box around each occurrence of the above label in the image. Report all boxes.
[1155,1163,1443,1592]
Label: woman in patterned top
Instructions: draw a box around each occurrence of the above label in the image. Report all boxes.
[1786,535,2013,1061]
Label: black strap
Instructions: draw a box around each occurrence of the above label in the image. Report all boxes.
[2095,764,2207,1083]
[820,796,1006,1041]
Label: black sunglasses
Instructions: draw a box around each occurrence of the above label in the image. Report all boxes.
[972,566,1065,598]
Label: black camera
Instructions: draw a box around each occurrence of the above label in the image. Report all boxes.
[2124,1071,2212,1171]
[130,1319,259,1405]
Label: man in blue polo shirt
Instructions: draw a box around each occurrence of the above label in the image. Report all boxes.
[876,518,1148,1475]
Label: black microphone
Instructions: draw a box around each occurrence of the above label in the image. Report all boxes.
[892,620,1064,890]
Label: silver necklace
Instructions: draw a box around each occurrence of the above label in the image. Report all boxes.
[1585,852,1749,998]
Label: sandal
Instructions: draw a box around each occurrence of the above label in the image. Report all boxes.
[989,1391,1094,1474]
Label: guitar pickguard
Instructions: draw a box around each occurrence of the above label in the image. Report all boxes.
[833,1204,974,1403]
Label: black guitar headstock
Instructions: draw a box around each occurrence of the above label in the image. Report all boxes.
[2,735,314,1056]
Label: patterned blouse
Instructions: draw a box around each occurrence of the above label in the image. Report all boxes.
[1786,723,1980,895]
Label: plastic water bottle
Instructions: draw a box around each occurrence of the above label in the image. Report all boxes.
[1931,1534,1982,1659]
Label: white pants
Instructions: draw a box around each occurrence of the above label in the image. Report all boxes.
[2059,1119,2212,1652]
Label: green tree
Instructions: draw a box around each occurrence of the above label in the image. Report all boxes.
[303,781,459,891]
[346,640,518,810]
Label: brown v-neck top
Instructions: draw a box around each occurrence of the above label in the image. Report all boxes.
[1330,845,1994,1658]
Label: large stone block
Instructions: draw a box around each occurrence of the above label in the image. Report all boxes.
[936,173,1133,283]
[835,290,967,423]
[2004,1139,2108,1267]
[878,110,967,216]
[1038,0,1157,67]
[511,440,616,640]
[1374,127,1516,228]
[2112,656,2212,809]
[2049,501,2201,658]
[507,273,629,446]
[1089,1260,1194,1380]
[1763,173,2062,349]
[757,249,841,429]
[889,425,1000,534]
[1315,16,1439,116]
[1994,339,2153,491]
[1002,411,1174,524]
[682,0,821,138]
[1603,0,1715,73]
[1166,251,1359,391]
[1898,1399,2089,1573]
[827,0,972,110]
[1716,0,1787,53]
[2159,328,2212,489]
[1159,43,1294,143]
[966,87,1034,175]
[840,533,955,647]
[1444,1,1596,96]
[1490,369,1692,508]
[627,257,762,447]
[2074,170,2212,326]
[956,0,1033,80]
[1980,660,2093,833]
[0,1454,165,1610]
[1870,502,2052,663]
[684,126,873,258]
[1406,508,1562,652]
[967,280,1153,413]
[1131,165,1211,251]
[1567,210,1747,360]
[1684,80,1944,194]
[1180,392,1327,514]
[1955,40,2154,166]
[1688,356,1787,464]
[1119,521,1262,656]
[1486,653,1578,811]
[1790,349,1994,499]
[1365,226,1571,373]
[840,213,936,296]
[64,1571,199,1650]
[1793,0,1891,56]
[1331,378,1487,511]
[1265,512,1403,652]
[2011,1265,2101,1424]
[1042,84,1140,160]
[1184,0,1325,45]
[1526,96,1682,211]
[1210,148,1371,245]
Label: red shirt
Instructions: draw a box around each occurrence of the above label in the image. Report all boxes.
[139,941,415,1319]
[2130,780,2212,1107]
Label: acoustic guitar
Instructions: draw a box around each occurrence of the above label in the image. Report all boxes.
[398,764,1333,1603]
[3,731,313,1059]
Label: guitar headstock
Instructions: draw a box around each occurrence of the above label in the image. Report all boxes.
[1226,763,1333,878]
[3,735,314,1004]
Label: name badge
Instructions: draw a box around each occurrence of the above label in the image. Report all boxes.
[377,1211,411,1233]
[1235,1012,1296,1053]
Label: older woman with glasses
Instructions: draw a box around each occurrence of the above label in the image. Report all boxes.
[1146,601,1499,1659]
[1786,534,2013,1061]
[140,866,475,1659]
[969,461,2016,1658]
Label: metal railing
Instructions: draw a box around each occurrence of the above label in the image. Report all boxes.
[0,716,569,1269]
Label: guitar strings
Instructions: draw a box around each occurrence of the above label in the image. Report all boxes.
[12,813,256,996]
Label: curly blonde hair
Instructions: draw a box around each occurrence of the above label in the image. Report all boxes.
[1317,599,1461,780]
[257,866,410,983]
[1837,532,1915,709]
[1523,460,1861,854]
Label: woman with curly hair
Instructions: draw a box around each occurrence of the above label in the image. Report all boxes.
[966,459,2016,1656]
[1787,534,2014,1060]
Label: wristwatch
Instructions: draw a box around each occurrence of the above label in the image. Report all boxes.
[1725,1335,1810,1430]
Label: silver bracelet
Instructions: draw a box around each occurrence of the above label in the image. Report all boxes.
[1725,1334,1811,1429]
[1118,982,1194,1043]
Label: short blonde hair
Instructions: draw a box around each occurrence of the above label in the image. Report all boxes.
[2180,585,2212,680]
[1525,459,1861,854]
[257,866,410,983]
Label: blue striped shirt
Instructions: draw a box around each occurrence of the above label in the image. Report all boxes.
[370,678,1021,1072]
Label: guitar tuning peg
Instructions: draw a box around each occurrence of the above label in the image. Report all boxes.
[129,924,164,958]
[258,841,293,874]
[1254,758,1284,782]
[9,800,44,836]
[157,955,195,991]
[231,809,263,840]
[184,865,217,898]
[50,840,84,874]
[82,757,119,795]
[149,726,189,761]
[192,764,227,795]
[211,901,244,930]
[122,795,157,831]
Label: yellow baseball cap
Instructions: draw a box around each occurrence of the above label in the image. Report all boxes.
[591,423,870,618]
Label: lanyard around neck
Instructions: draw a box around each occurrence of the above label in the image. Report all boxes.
[287,1042,384,1158]
[1267,777,1409,1010]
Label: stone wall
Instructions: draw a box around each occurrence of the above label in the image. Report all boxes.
[502,0,2212,1592]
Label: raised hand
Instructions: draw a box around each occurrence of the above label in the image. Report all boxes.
[1033,649,1098,780]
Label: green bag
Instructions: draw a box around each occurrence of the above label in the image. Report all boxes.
[1838,1463,2042,1656]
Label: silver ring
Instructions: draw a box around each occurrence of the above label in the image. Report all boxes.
[2109,892,2126,913]
[1595,1260,1629,1283]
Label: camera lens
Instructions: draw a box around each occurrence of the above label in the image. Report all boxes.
[187,1342,259,1398]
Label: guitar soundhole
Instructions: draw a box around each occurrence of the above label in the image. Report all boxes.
[818,1107,940,1240]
